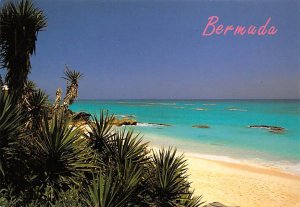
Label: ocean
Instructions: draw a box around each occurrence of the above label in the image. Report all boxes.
[70,100,300,175]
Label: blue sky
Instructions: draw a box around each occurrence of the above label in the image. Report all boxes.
[2,0,299,99]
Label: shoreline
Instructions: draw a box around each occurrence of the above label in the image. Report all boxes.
[143,132,300,176]
[150,146,300,207]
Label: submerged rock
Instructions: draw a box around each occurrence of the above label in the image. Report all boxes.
[248,125,285,133]
[147,122,172,127]
[192,125,210,128]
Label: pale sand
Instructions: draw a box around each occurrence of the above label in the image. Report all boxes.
[185,155,300,207]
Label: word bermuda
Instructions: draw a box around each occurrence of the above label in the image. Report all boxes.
[202,16,278,36]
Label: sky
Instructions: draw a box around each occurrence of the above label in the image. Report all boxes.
[1,0,300,99]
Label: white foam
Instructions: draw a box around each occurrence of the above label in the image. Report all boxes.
[115,114,136,118]
[137,122,170,127]
[137,123,159,127]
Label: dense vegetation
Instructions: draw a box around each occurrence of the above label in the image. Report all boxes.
[0,0,203,206]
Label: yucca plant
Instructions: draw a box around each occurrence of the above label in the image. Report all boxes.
[24,80,37,94]
[0,0,47,101]
[87,111,115,155]
[85,172,128,207]
[0,75,4,87]
[85,159,142,207]
[177,192,204,207]
[106,128,149,167]
[26,89,49,129]
[146,148,192,207]
[22,80,37,105]
[0,90,25,179]
[61,66,83,109]
[32,112,94,193]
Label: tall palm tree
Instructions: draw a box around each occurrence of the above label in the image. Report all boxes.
[0,0,47,100]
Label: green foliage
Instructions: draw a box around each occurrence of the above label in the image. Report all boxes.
[87,111,115,154]
[0,90,25,178]
[85,162,142,207]
[28,89,49,113]
[178,193,205,207]
[147,148,193,206]
[24,80,37,92]
[27,89,49,128]
[33,112,94,189]
[0,186,22,206]
[0,0,47,99]
[106,129,149,165]
[0,75,4,87]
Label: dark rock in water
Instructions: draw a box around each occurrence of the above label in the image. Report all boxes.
[73,112,91,121]
[126,115,136,118]
[204,202,239,207]
[248,125,285,133]
[148,122,172,127]
[192,125,210,128]
[112,117,137,126]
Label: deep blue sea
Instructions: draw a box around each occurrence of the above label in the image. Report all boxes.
[70,100,300,175]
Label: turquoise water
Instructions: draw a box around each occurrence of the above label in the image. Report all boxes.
[70,100,300,174]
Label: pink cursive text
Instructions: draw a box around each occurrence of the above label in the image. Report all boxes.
[202,16,278,36]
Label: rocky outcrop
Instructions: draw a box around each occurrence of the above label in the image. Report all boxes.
[192,125,210,128]
[248,125,285,133]
[204,202,239,207]
[112,117,137,126]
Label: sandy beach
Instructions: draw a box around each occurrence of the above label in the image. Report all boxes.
[185,155,300,207]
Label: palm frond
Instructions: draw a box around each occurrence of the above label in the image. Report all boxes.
[106,128,149,166]
[0,90,25,178]
[28,89,48,110]
[85,160,142,207]
[34,112,93,188]
[0,91,24,142]
[62,66,83,85]
[148,147,191,206]
[24,80,37,92]
[87,110,115,153]
[177,192,205,207]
